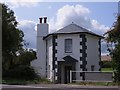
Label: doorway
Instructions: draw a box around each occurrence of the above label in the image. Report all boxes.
[64,66,72,84]
[57,55,78,84]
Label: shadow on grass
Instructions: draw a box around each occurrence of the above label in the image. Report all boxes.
[2,78,53,85]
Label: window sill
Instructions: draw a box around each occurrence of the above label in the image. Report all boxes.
[64,52,73,55]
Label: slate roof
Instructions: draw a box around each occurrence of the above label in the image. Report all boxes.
[55,23,95,34]
[43,23,103,40]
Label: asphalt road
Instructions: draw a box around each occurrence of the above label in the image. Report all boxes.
[1,84,120,90]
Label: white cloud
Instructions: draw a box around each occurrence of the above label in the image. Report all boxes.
[49,5,90,32]
[49,4,109,35]
[4,0,40,8]
[18,20,37,49]
[91,20,109,35]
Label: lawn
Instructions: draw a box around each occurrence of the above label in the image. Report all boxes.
[101,68,113,72]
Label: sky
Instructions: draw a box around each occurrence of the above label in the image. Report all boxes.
[2,0,119,55]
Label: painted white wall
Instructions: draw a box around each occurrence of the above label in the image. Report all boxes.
[46,37,54,81]
[57,34,80,62]
[56,33,100,80]
[37,24,48,37]
[86,34,100,71]
[57,34,81,80]
[31,23,48,77]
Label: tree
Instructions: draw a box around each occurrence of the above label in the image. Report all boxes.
[17,49,37,66]
[2,4,38,79]
[105,15,120,82]
[2,3,24,71]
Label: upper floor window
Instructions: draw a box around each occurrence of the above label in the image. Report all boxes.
[65,39,72,53]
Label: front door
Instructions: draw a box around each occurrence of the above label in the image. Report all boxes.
[64,66,72,84]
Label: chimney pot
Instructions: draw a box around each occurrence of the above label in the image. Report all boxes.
[39,18,43,23]
[44,17,47,23]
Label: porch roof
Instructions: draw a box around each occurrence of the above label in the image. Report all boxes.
[62,55,78,62]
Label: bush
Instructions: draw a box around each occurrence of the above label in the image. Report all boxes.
[101,61,112,68]
[3,65,39,80]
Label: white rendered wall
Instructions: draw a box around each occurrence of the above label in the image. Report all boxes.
[86,34,100,71]
[31,23,48,77]
[56,34,100,81]
[46,37,53,81]
[57,34,81,81]
[57,34,80,61]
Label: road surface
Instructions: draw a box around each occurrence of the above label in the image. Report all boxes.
[1,84,120,90]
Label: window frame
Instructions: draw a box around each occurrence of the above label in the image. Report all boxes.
[64,39,72,53]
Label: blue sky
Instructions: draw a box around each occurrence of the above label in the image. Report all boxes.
[3,1,119,55]
[12,2,117,27]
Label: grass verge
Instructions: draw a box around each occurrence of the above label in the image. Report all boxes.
[101,68,113,72]
[2,78,52,85]
[70,82,119,86]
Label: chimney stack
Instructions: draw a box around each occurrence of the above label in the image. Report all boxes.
[35,16,49,78]
[39,17,47,23]
[39,18,43,23]
[44,17,47,23]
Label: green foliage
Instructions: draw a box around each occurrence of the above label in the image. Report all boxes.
[101,61,112,68]
[17,49,37,66]
[105,16,120,43]
[2,3,38,80]
[105,15,120,82]
[2,3,24,71]
[112,43,120,82]
[2,49,37,80]
[3,65,39,80]
[2,3,24,55]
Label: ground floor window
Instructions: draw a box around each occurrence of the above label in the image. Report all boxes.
[91,65,95,71]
